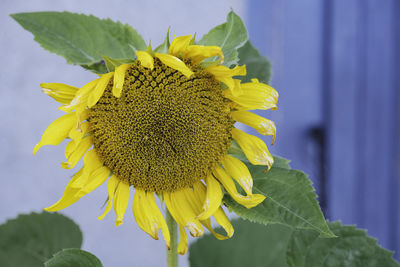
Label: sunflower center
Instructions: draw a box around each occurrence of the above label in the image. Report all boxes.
[88,59,234,193]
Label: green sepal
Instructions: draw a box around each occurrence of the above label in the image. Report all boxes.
[145,42,155,56]
[102,55,134,72]
[190,33,197,45]
[155,27,171,53]
[81,60,108,74]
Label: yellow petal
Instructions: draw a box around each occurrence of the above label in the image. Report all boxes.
[75,106,89,131]
[181,186,203,216]
[225,80,278,110]
[64,140,76,159]
[206,64,247,77]
[199,209,233,240]
[133,190,171,247]
[70,149,103,188]
[68,121,89,146]
[213,166,266,209]
[231,111,276,143]
[199,219,223,239]
[77,109,89,123]
[42,95,74,105]
[80,121,90,133]
[177,226,188,255]
[205,65,246,92]
[222,155,254,195]
[61,136,93,169]
[211,207,234,239]
[68,129,83,144]
[231,128,274,168]
[196,176,223,220]
[155,53,194,78]
[82,149,103,171]
[231,79,243,96]
[54,96,75,104]
[191,181,233,240]
[164,190,203,237]
[66,121,89,158]
[169,35,192,56]
[41,83,78,96]
[182,45,223,64]
[113,181,130,226]
[112,64,131,97]
[75,166,111,198]
[44,169,84,212]
[133,190,155,236]
[33,112,77,155]
[41,83,78,104]
[60,79,99,112]
[98,175,119,220]
[88,72,114,108]
[136,51,154,70]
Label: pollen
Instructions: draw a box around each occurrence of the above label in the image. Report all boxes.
[88,59,234,193]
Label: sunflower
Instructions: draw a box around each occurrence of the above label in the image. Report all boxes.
[35,35,278,254]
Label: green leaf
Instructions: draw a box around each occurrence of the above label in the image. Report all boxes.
[155,28,170,53]
[11,12,146,70]
[102,55,134,72]
[198,11,248,67]
[189,219,291,267]
[272,156,291,169]
[224,164,334,238]
[81,60,108,74]
[238,40,272,84]
[45,249,103,267]
[286,222,400,267]
[0,212,82,267]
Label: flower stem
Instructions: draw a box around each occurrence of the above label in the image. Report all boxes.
[166,208,178,267]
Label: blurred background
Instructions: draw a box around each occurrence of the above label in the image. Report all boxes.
[0,0,399,266]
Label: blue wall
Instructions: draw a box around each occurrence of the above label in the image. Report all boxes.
[248,0,400,257]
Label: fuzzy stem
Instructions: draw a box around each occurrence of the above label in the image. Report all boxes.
[166,209,178,267]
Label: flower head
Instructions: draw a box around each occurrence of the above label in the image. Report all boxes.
[36,35,278,254]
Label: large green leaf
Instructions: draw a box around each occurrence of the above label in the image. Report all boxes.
[238,40,272,84]
[45,249,103,267]
[189,219,291,267]
[272,156,291,169]
[0,212,82,267]
[189,219,400,267]
[224,162,334,238]
[11,12,146,71]
[198,11,248,67]
[286,222,400,267]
